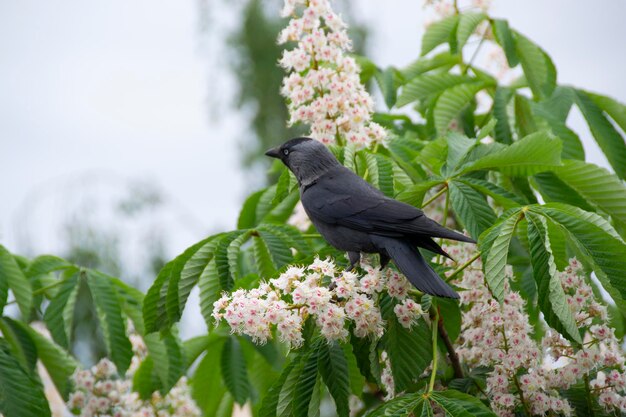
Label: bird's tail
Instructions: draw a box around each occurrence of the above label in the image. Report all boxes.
[425,220,476,244]
[371,236,459,299]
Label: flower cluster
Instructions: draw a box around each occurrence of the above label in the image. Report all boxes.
[278,0,386,147]
[540,259,626,414]
[212,257,423,347]
[66,333,200,417]
[446,238,626,416]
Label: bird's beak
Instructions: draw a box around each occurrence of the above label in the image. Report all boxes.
[265,147,281,159]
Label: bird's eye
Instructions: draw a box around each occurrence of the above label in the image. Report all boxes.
[283,149,289,155]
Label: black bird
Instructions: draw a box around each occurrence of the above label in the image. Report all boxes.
[265,137,475,298]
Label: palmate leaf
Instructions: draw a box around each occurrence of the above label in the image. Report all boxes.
[457,131,562,176]
[530,204,626,303]
[421,14,459,56]
[480,209,523,301]
[198,259,221,326]
[166,236,219,326]
[430,389,497,417]
[0,343,51,417]
[552,160,626,229]
[400,52,461,81]
[366,392,423,417]
[434,81,491,134]
[318,341,350,417]
[43,273,79,348]
[397,180,444,207]
[191,337,228,416]
[396,74,473,108]
[459,177,525,209]
[492,87,514,144]
[221,336,250,406]
[491,19,518,66]
[526,213,582,344]
[0,244,32,317]
[532,172,596,212]
[514,32,556,100]
[259,355,301,417]
[574,89,626,179]
[292,345,320,417]
[588,90,626,133]
[380,295,433,392]
[449,181,496,240]
[86,271,133,374]
[0,317,38,373]
[23,324,79,400]
[144,331,185,394]
[24,255,74,278]
[456,12,487,50]
[144,235,214,333]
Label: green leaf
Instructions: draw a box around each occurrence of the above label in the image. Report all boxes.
[226,231,253,282]
[491,19,518,66]
[259,355,301,417]
[421,15,460,56]
[221,336,250,405]
[376,154,395,197]
[481,209,523,301]
[449,181,496,240]
[192,338,228,416]
[0,317,37,373]
[588,91,626,133]
[258,229,294,271]
[445,133,477,174]
[397,180,444,207]
[457,12,487,50]
[492,87,514,144]
[0,343,51,417]
[380,295,433,392]
[574,89,626,179]
[25,255,73,278]
[198,259,221,326]
[86,271,133,374]
[401,52,461,81]
[133,356,161,399]
[43,273,79,348]
[532,172,596,212]
[514,94,537,138]
[215,232,246,292]
[167,236,218,326]
[530,204,626,303]
[552,160,626,228]
[366,392,423,417]
[292,345,321,417]
[375,67,398,109]
[526,213,582,343]
[238,189,265,229]
[341,342,365,396]
[458,131,561,176]
[459,177,525,209]
[397,74,473,108]
[24,324,79,399]
[318,341,350,417]
[273,168,292,206]
[434,82,490,134]
[144,331,185,393]
[514,32,556,100]
[0,245,32,317]
[430,389,497,416]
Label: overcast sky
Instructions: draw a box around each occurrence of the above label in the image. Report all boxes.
[1,1,625,335]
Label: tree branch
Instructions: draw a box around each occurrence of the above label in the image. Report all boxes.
[437,314,464,379]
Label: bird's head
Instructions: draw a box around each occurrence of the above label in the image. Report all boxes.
[265,137,340,185]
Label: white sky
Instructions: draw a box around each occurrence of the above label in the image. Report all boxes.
[1,1,625,335]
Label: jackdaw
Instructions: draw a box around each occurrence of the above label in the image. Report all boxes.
[265,137,475,298]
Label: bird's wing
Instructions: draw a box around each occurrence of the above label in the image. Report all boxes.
[302,167,444,238]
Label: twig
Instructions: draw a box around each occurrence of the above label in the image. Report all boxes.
[5,279,67,306]
[437,316,464,379]
[446,251,481,282]
[422,185,447,208]
[428,308,440,393]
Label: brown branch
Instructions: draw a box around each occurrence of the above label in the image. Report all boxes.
[437,314,464,379]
